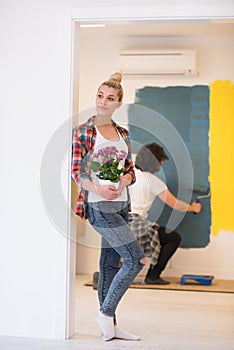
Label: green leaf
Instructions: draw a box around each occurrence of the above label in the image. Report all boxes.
[89,161,101,172]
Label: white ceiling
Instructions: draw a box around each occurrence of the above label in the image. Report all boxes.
[80,21,234,38]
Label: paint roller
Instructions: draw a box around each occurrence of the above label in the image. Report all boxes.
[192,186,210,214]
[193,186,211,202]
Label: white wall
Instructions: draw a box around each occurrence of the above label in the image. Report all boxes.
[76,26,234,279]
[0,0,234,341]
[0,0,74,339]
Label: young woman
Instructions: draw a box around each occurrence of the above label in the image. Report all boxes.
[129,143,201,284]
[72,73,146,341]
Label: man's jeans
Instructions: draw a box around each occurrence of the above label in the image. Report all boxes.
[88,201,145,317]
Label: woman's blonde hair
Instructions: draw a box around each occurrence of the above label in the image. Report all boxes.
[98,72,124,102]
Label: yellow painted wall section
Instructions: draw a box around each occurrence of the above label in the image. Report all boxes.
[210,80,234,235]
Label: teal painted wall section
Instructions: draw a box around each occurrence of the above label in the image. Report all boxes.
[128,85,211,248]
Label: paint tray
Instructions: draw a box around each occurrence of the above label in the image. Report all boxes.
[180,274,215,286]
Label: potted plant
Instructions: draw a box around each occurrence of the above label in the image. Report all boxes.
[88,146,127,185]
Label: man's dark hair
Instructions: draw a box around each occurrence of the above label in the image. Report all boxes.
[135,143,169,173]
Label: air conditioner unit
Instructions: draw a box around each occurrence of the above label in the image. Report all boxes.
[119,49,198,76]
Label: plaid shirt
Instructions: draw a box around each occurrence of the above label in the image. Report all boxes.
[128,213,161,266]
[71,116,136,220]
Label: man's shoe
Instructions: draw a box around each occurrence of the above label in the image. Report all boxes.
[145,276,170,285]
[93,271,99,290]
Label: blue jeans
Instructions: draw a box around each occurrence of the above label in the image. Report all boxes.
[88,201,145,317]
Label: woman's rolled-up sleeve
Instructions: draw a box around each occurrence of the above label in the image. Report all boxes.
[122,132,136,185]
[71,127,90,188]
[123,158,136,185]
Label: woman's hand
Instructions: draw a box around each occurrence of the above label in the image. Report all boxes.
[95,184,119,200]
[82,179,119,200]
[117,174,132,196]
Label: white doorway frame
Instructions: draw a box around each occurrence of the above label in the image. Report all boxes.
[66,3,234,338]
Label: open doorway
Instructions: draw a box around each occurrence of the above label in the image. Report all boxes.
[69,15,234,338]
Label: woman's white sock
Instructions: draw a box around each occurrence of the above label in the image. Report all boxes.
[115,326,140,341]
[95,310,115,341]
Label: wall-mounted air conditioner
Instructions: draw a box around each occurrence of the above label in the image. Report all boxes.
[119,49,198,76]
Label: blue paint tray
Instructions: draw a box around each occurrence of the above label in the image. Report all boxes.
[180,274,215,286]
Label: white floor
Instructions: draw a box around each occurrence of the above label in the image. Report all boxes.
[1,274,234,350]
